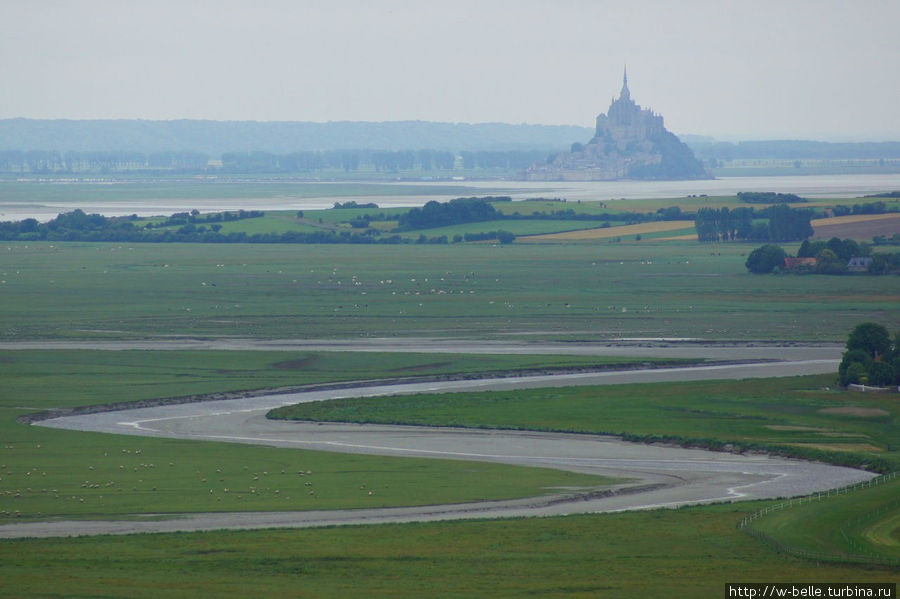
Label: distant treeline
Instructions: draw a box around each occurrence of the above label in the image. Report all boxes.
[737,191,806,204]
[746,238,900,275]
[0,119,589,155]
[830,201,890,216]
[396,197,690,231]
[695,199,895,243]
[0,150,209,173]
[397,197,507,229]
[0,148,551,174]
[688,140,900,161]
[695,205,813,243]
[222,150,547,172]
[0,209,459,245]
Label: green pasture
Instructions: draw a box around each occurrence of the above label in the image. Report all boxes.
[306,206,408,224]
[747,476,900,563]
[0,349,636,520]
[2,241,897,341]
[208,213,321,235]
[155,204,699,240]
[134,212,327,235]
[2,503,896,598]
[398,219,608,238]
[271,374,900,472]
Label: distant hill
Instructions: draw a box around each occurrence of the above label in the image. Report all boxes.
[0,119,592,155]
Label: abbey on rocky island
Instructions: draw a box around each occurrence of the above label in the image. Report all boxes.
[525,70,710,181]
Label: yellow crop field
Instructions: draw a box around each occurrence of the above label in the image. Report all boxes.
[811,213,900,227]
[519,220,695,242]
[655,233,699,241]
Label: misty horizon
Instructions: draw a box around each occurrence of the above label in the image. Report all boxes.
[1,117,897,146]
[2,1,898,142]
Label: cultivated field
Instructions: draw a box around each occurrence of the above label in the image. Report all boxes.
[811,213,900,239]
[518,220,695,242]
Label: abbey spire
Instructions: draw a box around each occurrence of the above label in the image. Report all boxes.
[620,66,630,101]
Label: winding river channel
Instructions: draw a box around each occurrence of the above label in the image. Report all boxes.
[0,339,875,538]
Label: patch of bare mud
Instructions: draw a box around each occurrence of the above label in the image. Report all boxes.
[817,406,890,418]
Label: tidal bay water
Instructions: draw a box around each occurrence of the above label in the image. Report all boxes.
[1,173,899,221]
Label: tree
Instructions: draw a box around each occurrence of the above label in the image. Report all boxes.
[867,362,895,386]
[838,349,873,386]
[839,323,900,387]
[846,322,892,359]
[814,249,845,274]
[843,362,869,385]
[496,230,516,244]
[798,239,826,258]
[745,244,786,274]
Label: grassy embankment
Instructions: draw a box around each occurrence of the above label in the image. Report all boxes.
[744,475,900,565]
[0,349,650,520]
[3,241,897,341]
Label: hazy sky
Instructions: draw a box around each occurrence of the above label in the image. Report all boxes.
[2,0,899,140]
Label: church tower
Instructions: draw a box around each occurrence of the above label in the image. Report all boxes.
[620,66,630,101]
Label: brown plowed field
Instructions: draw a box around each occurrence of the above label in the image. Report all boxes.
[811,213,900,239]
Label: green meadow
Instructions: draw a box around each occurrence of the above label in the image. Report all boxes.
[2,241,897,341]
[1,191,898,595]
[2,504,896,598]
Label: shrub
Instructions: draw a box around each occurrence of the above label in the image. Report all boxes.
[745,244,786,274]
[843,362,869,385]
[867,361,895,386]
